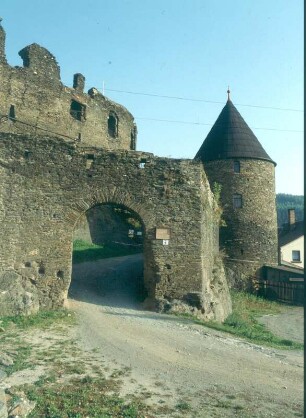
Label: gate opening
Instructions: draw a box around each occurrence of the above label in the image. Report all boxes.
[68,203,146,307]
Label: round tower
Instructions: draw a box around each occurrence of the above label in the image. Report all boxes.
[195,91,278,288]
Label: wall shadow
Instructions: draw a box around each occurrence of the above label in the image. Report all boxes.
[68,254,147,309]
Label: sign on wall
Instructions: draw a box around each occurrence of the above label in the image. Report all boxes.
[155,228,171,240]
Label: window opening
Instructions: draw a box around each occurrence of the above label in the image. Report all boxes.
[9,105,16,121]
[292,250,301,262]
[233,194,242,208]
[108,112,118,138]
[86,154,95,169]
[70,100,86,122]
[234,161,240,173]
[130,131,136,150]
[57,270,64,279]
[139,159,146,169]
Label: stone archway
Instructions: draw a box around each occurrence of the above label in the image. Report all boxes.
[68,202,148,307]
[0,133,232,321]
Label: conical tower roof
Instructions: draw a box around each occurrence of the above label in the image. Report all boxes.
[195,95,276,165]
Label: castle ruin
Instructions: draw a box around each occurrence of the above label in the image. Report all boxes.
[0,23,232,322]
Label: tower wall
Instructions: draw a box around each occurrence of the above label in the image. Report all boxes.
[203,158,278,288]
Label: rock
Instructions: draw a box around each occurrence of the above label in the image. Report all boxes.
[0,354,13,367]
[0,369,6,382]
[8,394,36,418]
[0,389,7,418]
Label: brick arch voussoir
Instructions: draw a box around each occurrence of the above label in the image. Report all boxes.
[65,188,151,230]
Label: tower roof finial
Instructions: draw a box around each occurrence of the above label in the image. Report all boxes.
[227,86,231,101]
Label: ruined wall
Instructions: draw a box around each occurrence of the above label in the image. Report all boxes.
[203,159,278,288]
[0,132,231,322]
[0,25,136,150]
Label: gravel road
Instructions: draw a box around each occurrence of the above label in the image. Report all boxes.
[257,307,304,344]
[68,255,304,417]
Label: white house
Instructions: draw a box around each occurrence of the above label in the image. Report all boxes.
[278,209,304,268]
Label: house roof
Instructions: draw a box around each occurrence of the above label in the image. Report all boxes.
[264,264,304,274]
[195,99,276,165]
[278,220,304,247]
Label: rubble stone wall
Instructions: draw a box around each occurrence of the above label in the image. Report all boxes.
[0,26,136,151]
[203,158,278,288]
[0,132,232,322]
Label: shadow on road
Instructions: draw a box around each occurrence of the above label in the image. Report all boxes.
[68,254,147,309]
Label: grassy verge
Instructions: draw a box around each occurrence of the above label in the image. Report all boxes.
[72,239,142,264]
[23,376,152,418]
[0,309,75,331]
[0,310,76,376]
[179,291,303,350]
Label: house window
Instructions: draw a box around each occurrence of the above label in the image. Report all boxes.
[70,100,86,121]
[292,250,301,262]
[233,194,242,208]
[234,161,240,173]
[108,112,118,138]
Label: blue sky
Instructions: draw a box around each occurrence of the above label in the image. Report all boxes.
[1,0,304,194]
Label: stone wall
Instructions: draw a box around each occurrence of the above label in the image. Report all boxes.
[0,132,231,322]
[0,25,136,151]
[203,159,278,288]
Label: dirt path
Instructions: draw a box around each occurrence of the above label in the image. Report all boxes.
[258,307,304,344]
[66,255,304,417]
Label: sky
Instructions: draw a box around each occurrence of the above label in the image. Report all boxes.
[1,0,304,195]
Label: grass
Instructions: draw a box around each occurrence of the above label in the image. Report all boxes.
[178,291,303,350]
[22,376,152,418]
[0,310,76,376]
[0,309,75,331]
[72,239,142,264]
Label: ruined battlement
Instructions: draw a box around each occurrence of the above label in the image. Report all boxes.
[0,23,137,150]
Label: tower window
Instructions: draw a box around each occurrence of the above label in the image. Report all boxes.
[70,100,86,122]
[108,112,118,138]
[9,105,16,121]
[130,131,136,150]
[233,194,242,208]
[234,161,240,173]
[86,154,95,169]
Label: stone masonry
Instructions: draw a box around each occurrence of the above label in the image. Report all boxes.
[0,26,137,151]
[203,159,278,288]
[0,133,231,322]
[0,23,232,321]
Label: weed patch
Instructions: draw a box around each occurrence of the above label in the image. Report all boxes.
[23,376,152,418]
[0,309,75,331]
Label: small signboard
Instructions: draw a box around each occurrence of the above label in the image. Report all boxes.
[163,240,169,246]
[136,231,142,236]
[155,228,170,240]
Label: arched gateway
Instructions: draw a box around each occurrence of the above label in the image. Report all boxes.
[0,23,231,322]
[0,133,231,321]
